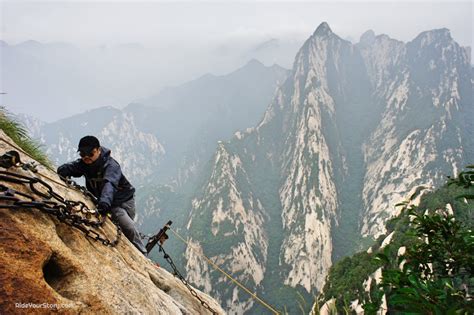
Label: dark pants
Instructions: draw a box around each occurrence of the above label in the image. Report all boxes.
[110,197,146,254]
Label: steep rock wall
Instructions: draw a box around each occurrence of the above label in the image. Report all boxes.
[0,130,223,314]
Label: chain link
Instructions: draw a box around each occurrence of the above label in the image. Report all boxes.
[0,170,121,247]
[158,244,218,315]
[60,175,99,203]
[0,141,99,203]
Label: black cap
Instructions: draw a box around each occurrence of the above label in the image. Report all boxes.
[78,136,100,155]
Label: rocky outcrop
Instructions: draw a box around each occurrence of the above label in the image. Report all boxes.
[0,130,224,314]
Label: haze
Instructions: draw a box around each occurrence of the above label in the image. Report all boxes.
[1,0,472,121]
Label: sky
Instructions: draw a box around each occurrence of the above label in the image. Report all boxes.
[0,1,472,121]
[2,1,472,48]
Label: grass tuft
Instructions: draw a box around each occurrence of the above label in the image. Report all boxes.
[0,107,53,169]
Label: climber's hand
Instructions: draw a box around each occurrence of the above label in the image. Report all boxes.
[97,202,111,215]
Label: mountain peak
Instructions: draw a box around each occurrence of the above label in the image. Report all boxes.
[413,28,453,47]
[245,58,265,68]
[230,59,267,77]
[359,30,376,45]
[123,102,147,113]
[430,27,451,36]
[313,22,333,36]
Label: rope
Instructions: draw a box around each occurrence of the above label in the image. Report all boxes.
[169,227,281,315]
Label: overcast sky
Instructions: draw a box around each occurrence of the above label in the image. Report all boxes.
[2,1,472,49]
[0,1,472,121]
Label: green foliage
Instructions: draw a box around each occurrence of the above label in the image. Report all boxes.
[0,107,53,169]
[367,205,473,313]
[449,165,474,186]
[363,166,474,313]
[316,167,474,314]
[320,251,383,310]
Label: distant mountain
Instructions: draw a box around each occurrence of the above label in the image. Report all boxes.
[19,59,288,186]
[21,107,165,186]
[126,59,289,186]
[2,39,294,122]
[16,113,44,138]
[183,22,472,314]
[247,38,306,69]
[1,40,102,121]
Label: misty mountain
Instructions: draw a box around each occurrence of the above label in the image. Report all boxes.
[183,22,472,314]
[19,59,288,185]
[247,38,306,69]
[126,59,289,186]
[1,41,97,120]
[0,39,201,121]
[1,39,296,122]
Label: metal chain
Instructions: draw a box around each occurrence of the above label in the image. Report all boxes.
[59,175,98,203]
[158,244,218,315]
[0,141,99,203]
[1,149,217,311]
[0,170,121,247]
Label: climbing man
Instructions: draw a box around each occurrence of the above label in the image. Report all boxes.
[57,135,147,255]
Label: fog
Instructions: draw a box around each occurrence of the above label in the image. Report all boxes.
[1,1,472,121]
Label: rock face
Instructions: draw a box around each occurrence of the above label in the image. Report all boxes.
[0,130,224,315]
[358,27,472,238]
[184,23,472,313]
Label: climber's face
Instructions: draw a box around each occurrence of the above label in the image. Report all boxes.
[80,147,101,164]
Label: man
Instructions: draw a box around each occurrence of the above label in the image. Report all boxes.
[57,135,147,255]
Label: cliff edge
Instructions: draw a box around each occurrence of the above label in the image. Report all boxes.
[0,129,224,314]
